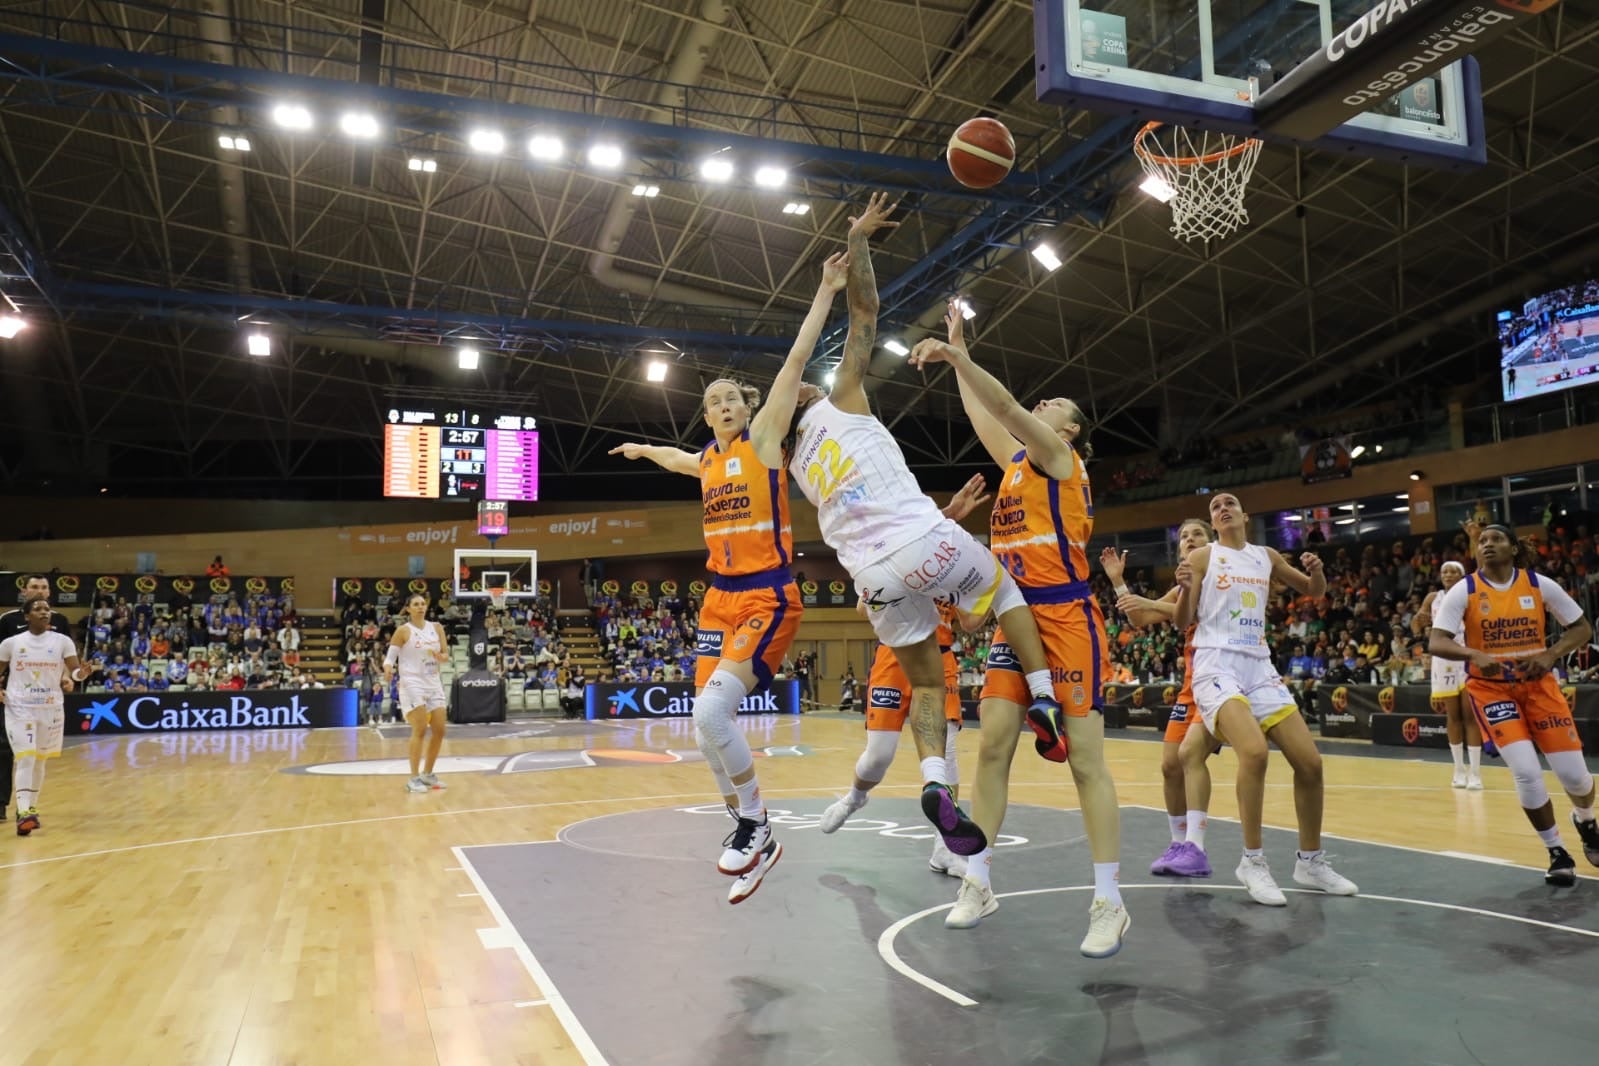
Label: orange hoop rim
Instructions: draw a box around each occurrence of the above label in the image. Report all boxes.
[1132,121,1262,167]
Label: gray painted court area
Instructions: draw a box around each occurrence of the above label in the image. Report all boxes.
[463,801,1599,1065]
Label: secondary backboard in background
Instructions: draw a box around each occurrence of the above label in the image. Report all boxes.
[1035,0,1486,167]
[452,549,538,601]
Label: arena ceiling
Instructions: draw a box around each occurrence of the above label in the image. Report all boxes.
[0,0,1595,499]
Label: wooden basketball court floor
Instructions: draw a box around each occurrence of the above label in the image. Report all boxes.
[4,714,1595,1065]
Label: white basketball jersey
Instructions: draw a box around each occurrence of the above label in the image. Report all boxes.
[1192,542,1273,658]
[0,630,76,707]
[397,621,442,679]
[788,398,941,572]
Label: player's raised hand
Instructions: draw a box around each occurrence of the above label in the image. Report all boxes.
[797,382,826,404]
[943,474,991,522]
[1299,552,1324,576]
[608,443,650,460]
[848,191,901,238]
[1174,558,1194,590]
[1099,546,1127,583]
[819,250,850,292]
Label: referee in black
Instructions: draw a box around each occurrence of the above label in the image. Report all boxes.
[0,574,81,819]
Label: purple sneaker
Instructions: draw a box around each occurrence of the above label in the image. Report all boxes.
[1150,841,1185,876]
[1164,841,1213,878]
[920,783,988,856]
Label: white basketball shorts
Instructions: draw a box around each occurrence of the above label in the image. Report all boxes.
[851,518,1005,648]
[1191,647,1299,735]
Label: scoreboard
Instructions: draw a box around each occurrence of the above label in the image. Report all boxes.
[383,407,539,500]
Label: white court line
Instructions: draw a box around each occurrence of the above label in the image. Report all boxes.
[878,882,1599,1008]
[457,892,480,897]
[514,1000,549,1008]
[1441,850,1517,865]
[454,845,609,1066]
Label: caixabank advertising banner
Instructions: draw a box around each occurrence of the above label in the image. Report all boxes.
[585,680,800,719]
[66,689,358,734]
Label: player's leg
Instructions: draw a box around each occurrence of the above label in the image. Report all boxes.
[403,702,431,792]
[1467,687,1570,882]
[933,716,968,877]
[1209,697,1282,906]
[1267,709,1358,896]
[822,649,906,831]
[420,703,447,787]
[0,723,13,820]
[891,634,986,855]
[1526,686,1599,874]
[7,708,40,834]
[1062,710,1129,957]
[690,588,743,815]
[1173,719,1216,876]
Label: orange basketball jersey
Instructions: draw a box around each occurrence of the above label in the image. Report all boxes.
[699,429,792,576]
[990,446,1093,589]
[1458,568,1549,681]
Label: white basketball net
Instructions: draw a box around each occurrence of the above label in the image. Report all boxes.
[487,585,508,609]
[1133,122,1263,243]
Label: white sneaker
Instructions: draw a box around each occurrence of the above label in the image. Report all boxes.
[717,815,771,875]
[944,877,998,929]
[1293,853,1358,896]
[1466,772,1484,791]
[1451,769,1467,789]
[1079,898,1131,958]
[404,776,429,793]
[929,841,968,878]
[421,772,445,790]
[727,839,783,904]
[819,792,867,834]
[1235,853,1287,906]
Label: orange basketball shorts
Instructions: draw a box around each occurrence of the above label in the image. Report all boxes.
[694,575,803,689]
[980,597,1109,716]
[1464,676,1583,754]
[865,642,961,731]
[1164,687,1199,744]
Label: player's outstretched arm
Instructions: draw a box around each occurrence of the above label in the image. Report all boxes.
[751,250,848,464]
[832,192,898,417]
[1172,546,1210,631]
[909,315,1070,477]
[607,441,700,477]
[1267,549,1327,599]
[909,299,1019,468]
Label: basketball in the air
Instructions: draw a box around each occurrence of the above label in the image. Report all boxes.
[946,117,1015,189]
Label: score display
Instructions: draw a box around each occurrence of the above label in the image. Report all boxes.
[383,408,539,500]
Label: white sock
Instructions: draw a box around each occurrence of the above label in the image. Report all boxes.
[1093,862,1122,906]
[1449,742,1464,770]
[1168,814,1186,843]
[1243,846,1264,859]
[13,755,37,811]
[921,756,948,785]
[847,786,871,806]
[1538,825,1563,848]
[1296,849,1323,862]
[1468,746,1482,772]
[1024,670,1053,701]
[968,847,994,888]
[1184,810,1208,849]
[1574,805,1596,823]
[732,777,764,820]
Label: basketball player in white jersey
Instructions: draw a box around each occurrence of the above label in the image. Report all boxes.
[790,191,1062,856]
[385,593,450,793]
[0,599,83,835]
[1414,560,1482,789]
[1173,492,1358,905]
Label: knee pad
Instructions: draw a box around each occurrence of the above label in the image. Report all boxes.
[1545,749,1594,800]
[1500,742,1551,809]
[856,728,901,783]
[692,669,749,748]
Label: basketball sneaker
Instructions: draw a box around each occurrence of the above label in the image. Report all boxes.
[1546,845,1577,886]
[1292,853,1358,895]
[921,782,987,856]
[421,772,446,790]
[1466,772,1484,791]
[1451,768,1467,789]
[1079,899,1131,959]
[1570,812,1599,868]
[15,809,39,836]
[1235,853,1286,906]
[944,876,998,929]
[718,814,771,876]
[727,839,783,905]
[1150,842,1184,876]
[929,840,968,878]
[1164,842,1213,878]
[404,776,429,793]
[819,792,866,834]
[1024,698,1069,762]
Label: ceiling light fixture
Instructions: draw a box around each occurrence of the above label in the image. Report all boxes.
[407,157,437,173]
[753,165,787,188]
[699,157,735,182]
[1032,243,1063,272]
[338,112,380,139]
[527,134,564,161]
[457,346,481,370]
[587,143,624,169]
[246,333,270,356]
[467,129,506,155]
[271,103,314,131]
[646,360,668,382]
[781,202,810,215]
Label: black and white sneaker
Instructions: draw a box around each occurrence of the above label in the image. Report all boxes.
[718,814,771,876]
[728,839,783,904]
[1546,845,1577,886]
[1570,812,1599,868]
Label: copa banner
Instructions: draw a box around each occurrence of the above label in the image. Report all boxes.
[1370,713,1451,749]
[586,680,801,719]
[334,576,454,607]
[66,688,358,734]
[1319,684,1599,740]
[1102,682,1181,730]
[1,572,294,608]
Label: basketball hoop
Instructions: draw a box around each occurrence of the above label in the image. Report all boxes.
[1132,122,1263,243]
[487,583,508,609]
